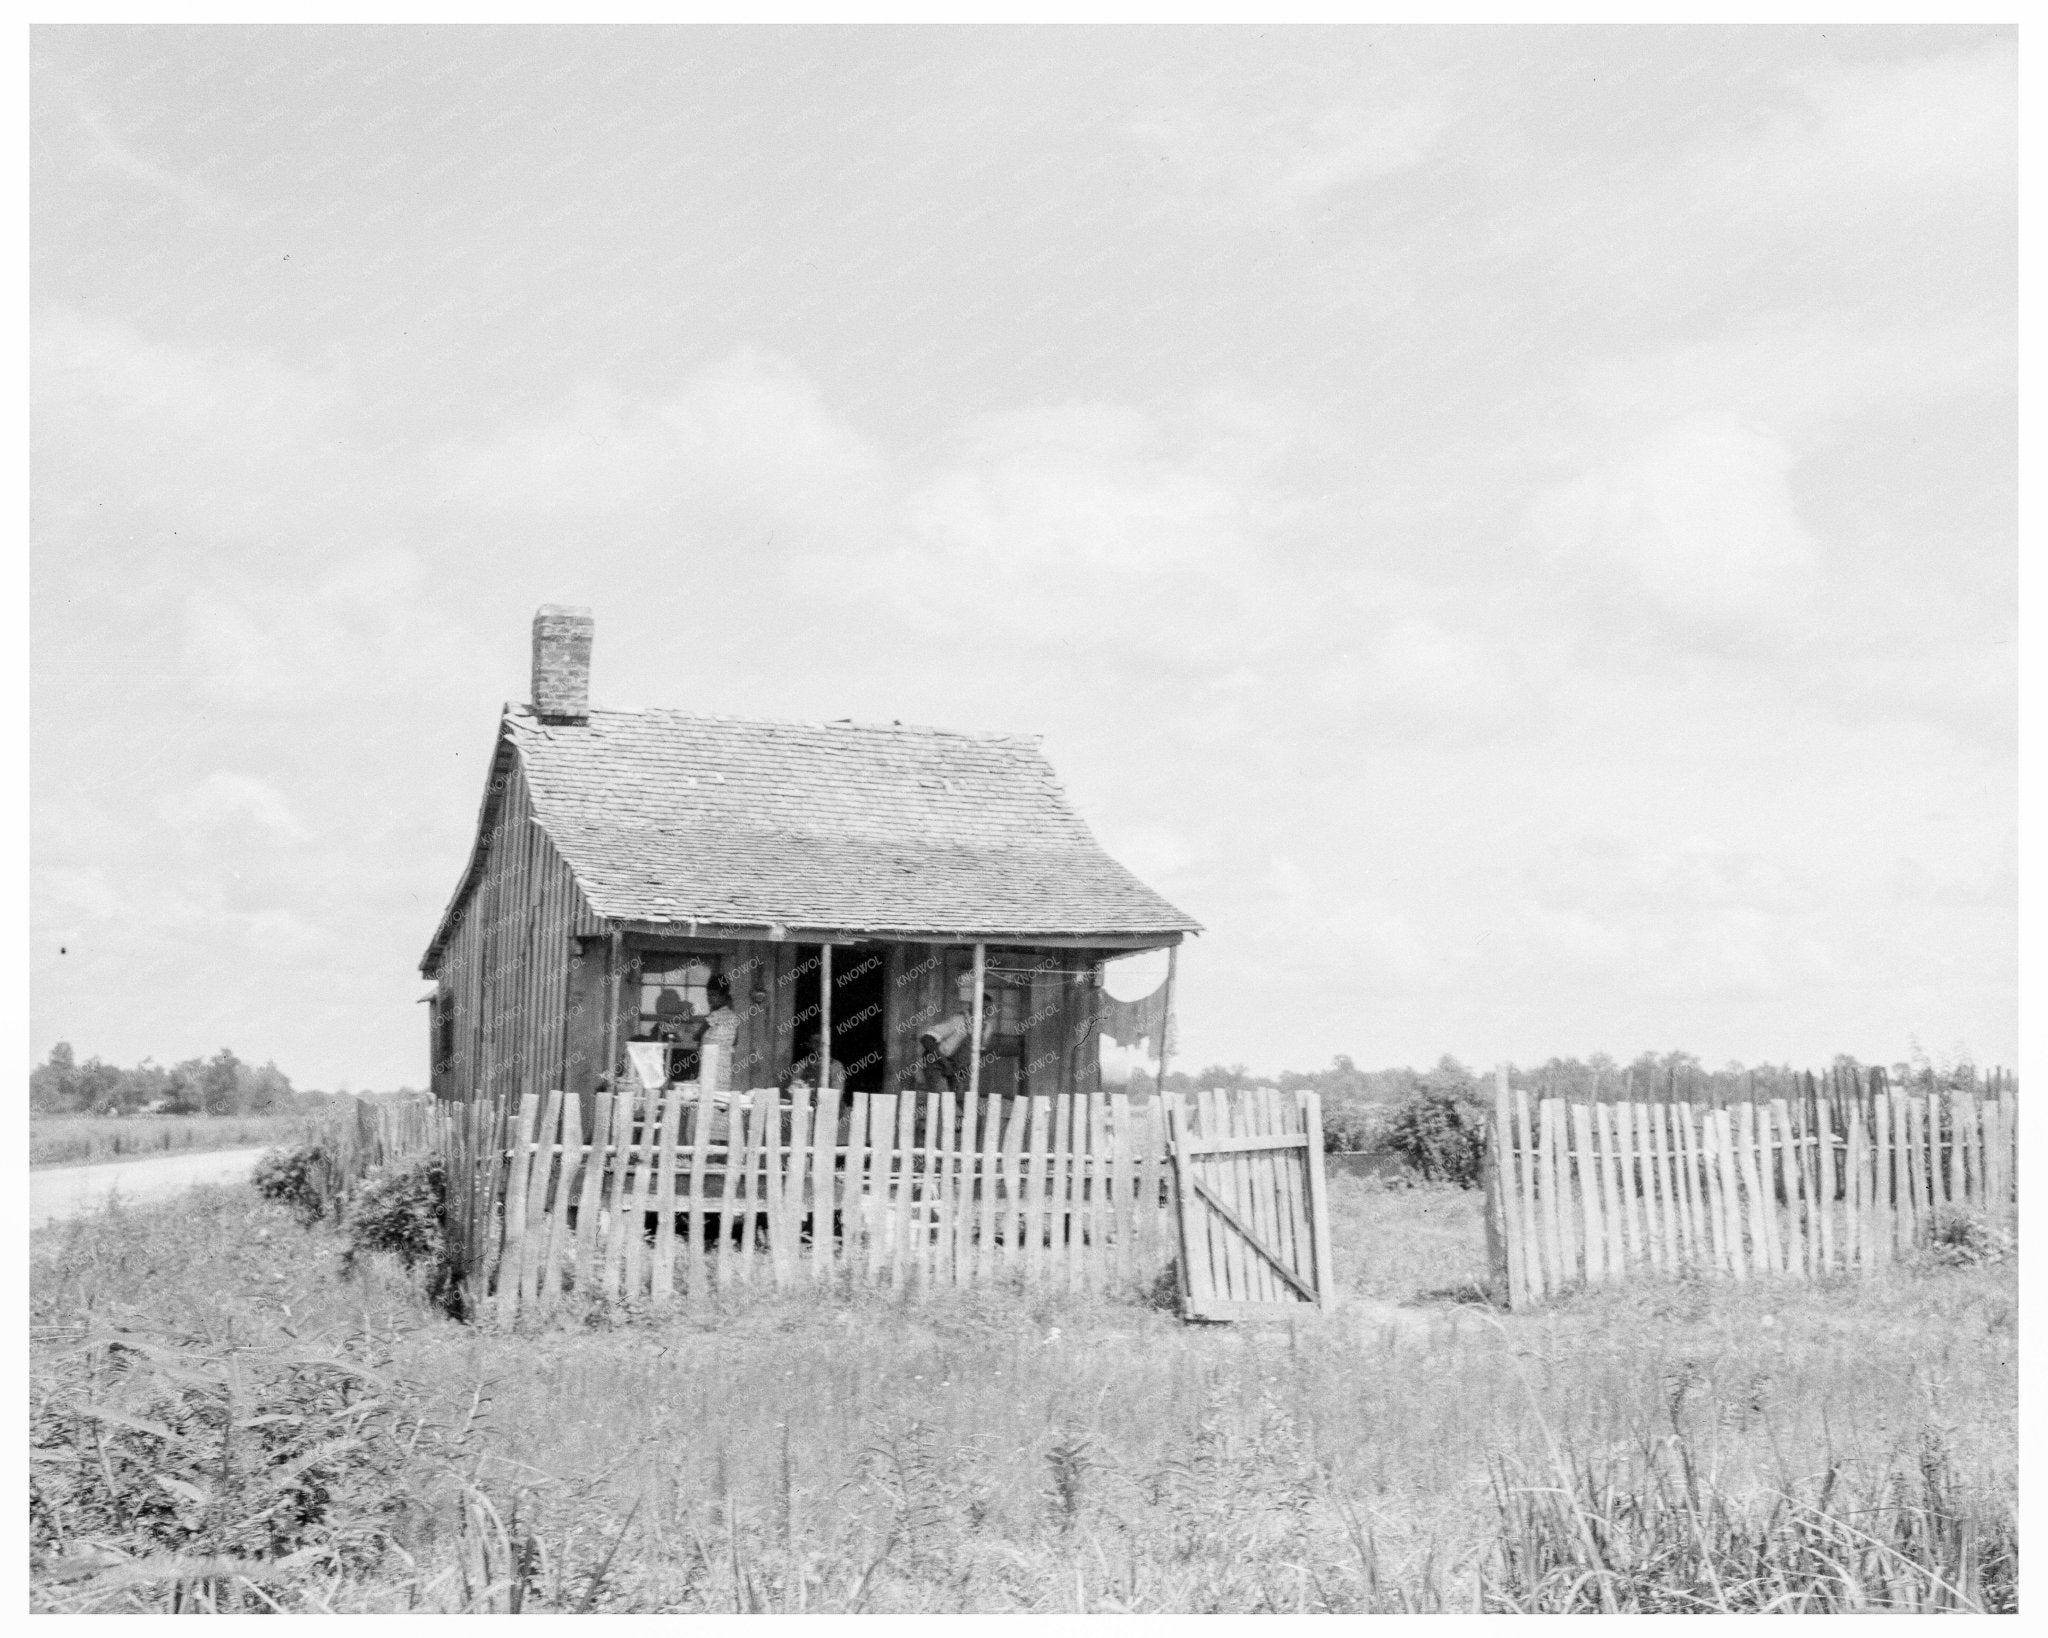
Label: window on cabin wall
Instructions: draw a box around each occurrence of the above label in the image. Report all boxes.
[634,952,723,1082]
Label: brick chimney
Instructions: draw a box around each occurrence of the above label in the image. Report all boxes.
[531,605,594,724]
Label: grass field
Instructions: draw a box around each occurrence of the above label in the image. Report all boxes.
[29,1113,327,1170]
[30,1172,2016,1612]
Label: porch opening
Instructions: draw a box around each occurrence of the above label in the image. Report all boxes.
[793,943,889,1093]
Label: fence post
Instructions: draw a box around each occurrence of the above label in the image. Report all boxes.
[1995,1077,2016,1217]
[1571,1102,1605,1283]
[1846,1099,1867,1270]
[1302,1090,1335,1309]
[1482,1069,1512,1307]
[496,1092,540,1325]
[1514,1082,1545,1300]
[1814,1096,1837,1274]
[1542,1096,1572,1284]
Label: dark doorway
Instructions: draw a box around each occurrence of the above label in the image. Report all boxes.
[792,944,889,1093]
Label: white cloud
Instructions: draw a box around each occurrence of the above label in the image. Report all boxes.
[154,773,310,844]
[428,353,892,545]
[1889,846,2015,910]
[1484,38,2013,344]
[776,391,1319,672]
[427,371,1316,679]
[42,66,234,221]
[1699,41,2017,228]
[1319,613,1530,732]
[30,794,134,871]
[1260,854,1438,981]
[241,906,339,959]
[38,865,125,924]
[1573,315,2009,451]
[1527,414,1818,624]
[905,403,1256,580]
[34,309,349,534]
[1272,100,1455,201]
[1499,836,1838,1001]
[1130,81,1454,213]
[180,548,484,710]
[1096,823,1210,886]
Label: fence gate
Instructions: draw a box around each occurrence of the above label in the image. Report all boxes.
[1168,1088,1335,1320]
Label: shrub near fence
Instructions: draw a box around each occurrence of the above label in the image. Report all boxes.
[1483,1066,2017,1308]
[252,1097,441,1225]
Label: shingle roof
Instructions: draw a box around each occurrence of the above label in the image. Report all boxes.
[498,705,1199,940]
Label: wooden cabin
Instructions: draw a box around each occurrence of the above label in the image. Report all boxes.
[420,607,1199,1119]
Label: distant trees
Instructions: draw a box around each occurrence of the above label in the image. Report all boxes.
[1145,1049,1996,1176]
[1155,1048,1990,1111]
[29,1044,299,1116]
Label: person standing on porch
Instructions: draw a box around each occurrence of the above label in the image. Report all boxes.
[915,968,992,1094]
[699,973,739,1092]
[784,1031,846,1092]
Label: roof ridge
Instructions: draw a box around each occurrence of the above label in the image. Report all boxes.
[507,702,1042,745]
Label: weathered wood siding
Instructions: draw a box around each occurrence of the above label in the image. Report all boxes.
[730,942,789,1089]
[430,742,603,1104]
[1023,962,1066,1099]
[887,944,948,1091]
[1064,962,1103,1097]
[561,936,609,1127]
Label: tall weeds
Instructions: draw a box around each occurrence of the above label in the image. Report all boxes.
[29,1175,2017,1612]
[1485,1426,2016,1611]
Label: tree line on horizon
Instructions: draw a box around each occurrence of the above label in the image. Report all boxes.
[1151,1046,1988,1103]
[28,1043,417,1117]
[32,1040,1983,1124]
[1138,1048,1993,1152]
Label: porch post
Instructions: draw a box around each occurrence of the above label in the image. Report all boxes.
[820,941,833,1087]
[968,943,985,1102]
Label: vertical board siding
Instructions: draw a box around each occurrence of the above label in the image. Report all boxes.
[1485,1073,2018,1308]
[427,744,603,1110]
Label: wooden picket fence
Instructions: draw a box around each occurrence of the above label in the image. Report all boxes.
[433,1084,1334,1323]
[1484,1068,2018,1308]
[282,1094,440,1221]
[331,1094,440,1178]
[439,1086,1168,1322]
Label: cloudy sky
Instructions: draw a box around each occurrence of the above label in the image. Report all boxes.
[32,26,2014,1089]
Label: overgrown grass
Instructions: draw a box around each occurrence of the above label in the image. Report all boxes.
[29,1175,2017,1612]
[31,1114,324,1170]
[1326,1173,1491,1303]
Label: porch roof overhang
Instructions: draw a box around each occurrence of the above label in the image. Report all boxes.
[596,918,1189,951]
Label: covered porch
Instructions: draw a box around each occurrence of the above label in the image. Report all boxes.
[573,926,1182,1130]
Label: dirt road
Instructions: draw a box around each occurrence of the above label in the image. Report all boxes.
[30,1146,273,1230]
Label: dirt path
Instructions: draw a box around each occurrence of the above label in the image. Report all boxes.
[30,1146,273,1230]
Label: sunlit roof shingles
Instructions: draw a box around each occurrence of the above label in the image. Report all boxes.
[506,706,1195,936]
